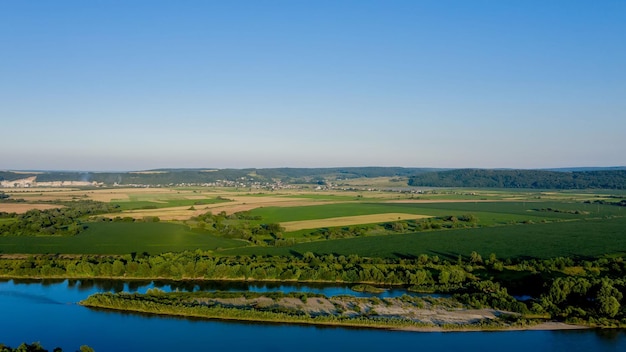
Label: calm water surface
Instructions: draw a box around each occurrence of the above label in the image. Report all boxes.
[1,279,625,352]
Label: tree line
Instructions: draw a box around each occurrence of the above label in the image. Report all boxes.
[408,169,626,189]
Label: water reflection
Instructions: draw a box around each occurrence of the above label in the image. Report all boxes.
[34,278,443,298]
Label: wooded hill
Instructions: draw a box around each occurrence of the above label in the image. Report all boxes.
[408,169,626,189]
[0,167,440,186]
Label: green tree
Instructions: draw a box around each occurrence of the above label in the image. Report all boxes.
[596,280,622,318]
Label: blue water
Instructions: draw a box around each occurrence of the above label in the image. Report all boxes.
[1,279,625,352]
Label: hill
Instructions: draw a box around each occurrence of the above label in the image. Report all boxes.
[0,167,440,187]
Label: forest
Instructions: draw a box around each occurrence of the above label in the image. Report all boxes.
[408,169,626,189]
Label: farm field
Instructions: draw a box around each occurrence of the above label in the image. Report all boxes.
[0,222,246,255]
[281,213,432,231]
[224,216,626,260]
[249,200,623,227]
[0,203,63,213]
[1,185,624,258]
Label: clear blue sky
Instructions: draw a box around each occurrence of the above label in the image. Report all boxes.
[1,0,624,171]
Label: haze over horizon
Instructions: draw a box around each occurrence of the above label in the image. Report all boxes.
[2,1,624,171]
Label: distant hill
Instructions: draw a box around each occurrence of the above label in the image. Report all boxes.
[408,169,626,189]
[0,167,442,187]
[3,167,625,189]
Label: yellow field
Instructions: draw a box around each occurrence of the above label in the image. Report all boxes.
[4,188,221,202]
[101,196,338,220]
[280,213,432,231]
[0,203,63,213]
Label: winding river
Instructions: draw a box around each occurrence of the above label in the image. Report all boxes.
[1,279,625,351]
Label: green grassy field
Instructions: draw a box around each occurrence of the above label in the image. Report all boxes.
[112,197,228,211]
[223,216,626,260]
[282,194,379,201]
[0,222,246,254]
[249,201,621,228]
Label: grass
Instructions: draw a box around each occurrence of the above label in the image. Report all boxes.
[223,216,626,260]
[281,213,431,231]
[282,194,372,201]
[0,222,246,254]
[112,197,228,211]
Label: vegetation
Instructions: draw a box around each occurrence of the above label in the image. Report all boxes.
[186,211,289,246]
[408,169,626,189]
[60,251,626,327]
[4,167,625,188]
[351,284,387,293]
[225,216,626,259]
[0,343,93,352]
[79,289,537,330]
[0,167,437,186]
[0,222,246,254]
[2,183,626,330]
[0,201,119,236]
[112,197,228,211]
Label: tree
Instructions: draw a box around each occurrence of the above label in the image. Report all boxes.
[598,296,620,318]
[596,280,622,318]
[470,251,483,264]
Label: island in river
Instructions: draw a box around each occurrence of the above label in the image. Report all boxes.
[80,290,586,332]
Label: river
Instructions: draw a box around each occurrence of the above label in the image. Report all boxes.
[1,279,625,351]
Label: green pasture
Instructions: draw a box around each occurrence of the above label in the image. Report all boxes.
[224,216,626,260]
[0,222,245,254]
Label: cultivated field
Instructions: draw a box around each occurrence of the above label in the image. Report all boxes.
[1,185,625,258]
[0,222,246,254]
[0,203,63,213]
[281,213,432,231]
[225,216,626,260]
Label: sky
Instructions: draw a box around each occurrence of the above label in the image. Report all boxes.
[1,0,625,171]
